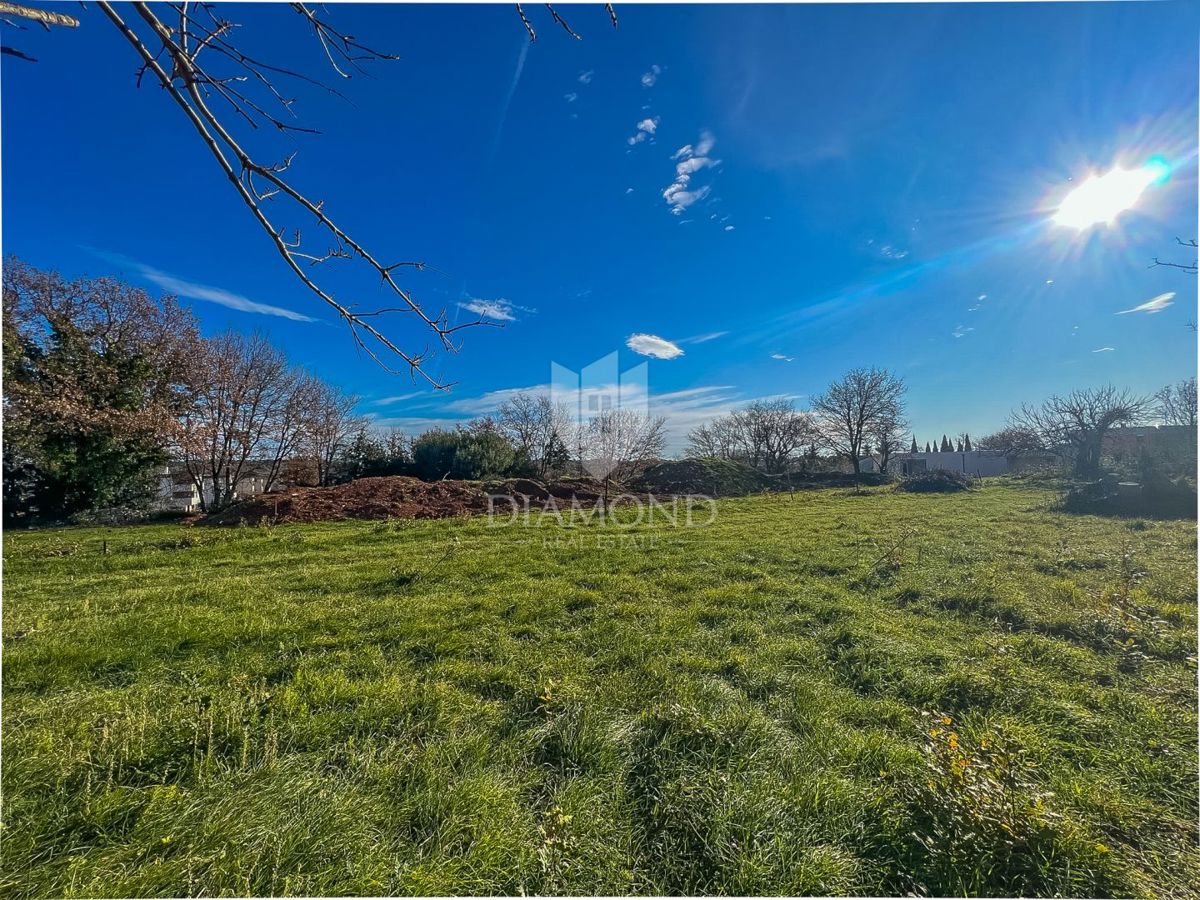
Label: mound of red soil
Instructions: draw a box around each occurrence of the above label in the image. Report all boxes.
[199,476,605,526]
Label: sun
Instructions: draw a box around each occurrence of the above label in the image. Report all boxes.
[1052,157,1170,230]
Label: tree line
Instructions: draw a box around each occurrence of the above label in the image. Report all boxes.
[683,370,1196,482]
[686,368,909,475]
[5,259,1193,525]
[1,259,667,523]
[3,260,364,524]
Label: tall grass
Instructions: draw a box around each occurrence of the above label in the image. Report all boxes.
[2,480,1196,896]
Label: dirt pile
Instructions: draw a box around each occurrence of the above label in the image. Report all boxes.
[632,459,770,497]
[200,476,605,526]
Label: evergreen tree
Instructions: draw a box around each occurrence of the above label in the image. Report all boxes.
[924,441,931,453]
[963,433,972,451]
[940,434,952,452]
[956,439,963,452]
[909,436,918,453]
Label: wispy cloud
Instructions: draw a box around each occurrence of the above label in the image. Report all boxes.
[724,225,735,232]
[371,392,428,406]
[640,64,661,87]
[1117,292,1175,315]
[626,333,684,359]
[663,130,719,215]
[770,353,794,362]
[578,70,594,84]
[457,298,535,322]
[443,383,550,415]
[627,116,659,146]
[952,324,974,339]
[879,244,909,260]
[366,415,465,435]
[88,249,316,321]
[1092,347,1115,353]
[680,331,728,345]
[564,91,577,103]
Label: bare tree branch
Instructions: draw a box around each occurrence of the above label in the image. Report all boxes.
[0,1,79,28]
[96,0,476,388]
[1150,237,1199,274]
[545,4,582,40]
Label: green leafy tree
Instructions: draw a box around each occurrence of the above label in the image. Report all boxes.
[2,259,198,525]
[411,429,462,481]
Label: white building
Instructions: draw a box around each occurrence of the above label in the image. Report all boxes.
[859,450,1010,477]
[153,462,284,513]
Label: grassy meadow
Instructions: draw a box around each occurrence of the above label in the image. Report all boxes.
[2,479,1197,897]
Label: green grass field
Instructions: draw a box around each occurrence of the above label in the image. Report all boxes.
[2,480,1196,897]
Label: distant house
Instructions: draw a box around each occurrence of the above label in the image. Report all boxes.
[153,461,288,513]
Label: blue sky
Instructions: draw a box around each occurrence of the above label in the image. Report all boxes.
[3,1,1197,450]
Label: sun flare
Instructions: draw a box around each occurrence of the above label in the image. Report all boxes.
[1052,158,1170,230]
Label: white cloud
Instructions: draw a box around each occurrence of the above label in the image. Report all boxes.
[625,187,635,194]
[641,64,661,87]
[627,116,660,145]
[626,333,684,359]
[662,130,719,215]
[724,225,735,232]
[978,293,988,301]
[663,185,710,213]
[879,244,909,260]
[88,250,318,322]
[1117,292,1175,315]
[457,298,535,322]
[1045,278,1054,285]
[770,353,794,362]
[564,92,577,103]
[952,324,974,339]
[578,70,594,84]
[1092,347,1115,353]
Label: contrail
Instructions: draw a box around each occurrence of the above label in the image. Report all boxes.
[486,38,530,172]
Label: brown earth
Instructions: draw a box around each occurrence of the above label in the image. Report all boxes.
[199,476,607,526]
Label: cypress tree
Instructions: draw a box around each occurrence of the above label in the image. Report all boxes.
[963,433,972,452]
[940,434,951,452]
[909,436,918,453]
[956,439,963,452]
[925,441,931,453]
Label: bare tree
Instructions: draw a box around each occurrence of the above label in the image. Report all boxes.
[176,332,301,511]
[872,415,909,475]
[301,380,364,486]
[975,425,1042,454]
[811,367,907,473]
[498,392,572,477]
[1155,377,1197,427]
[1008,385,1147,479]
[686,416,745,461]
[578,409,666,504]
[686,399,815,473]
[736,399,817,473]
